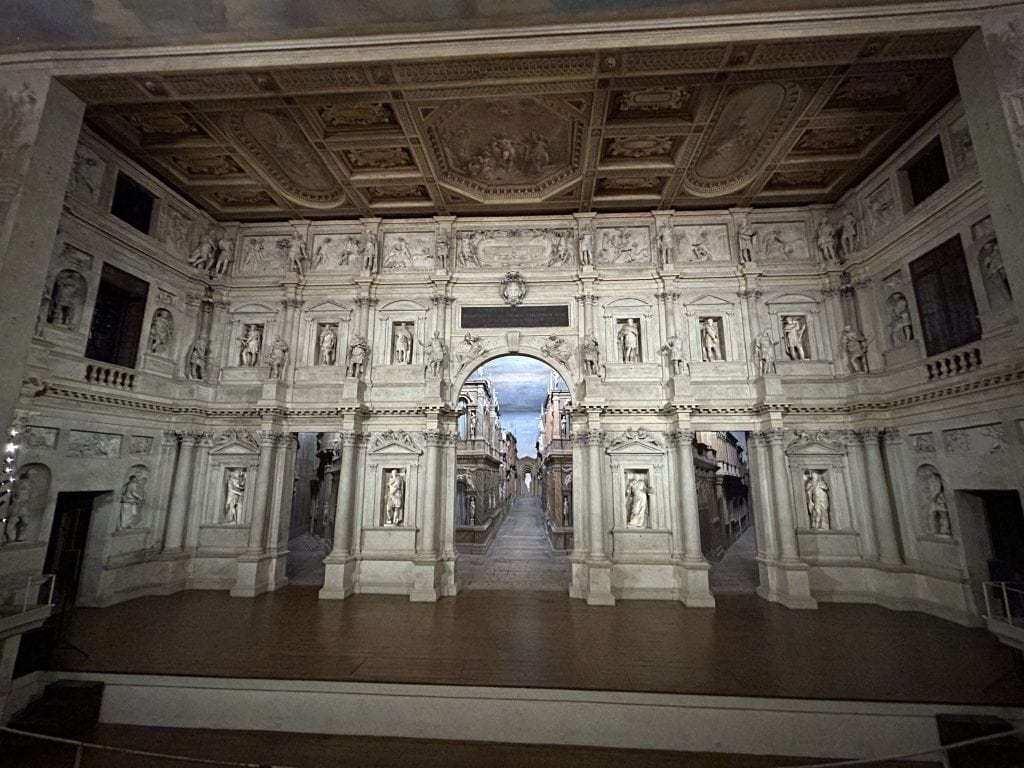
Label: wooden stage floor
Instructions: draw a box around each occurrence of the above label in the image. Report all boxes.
[55,587,1024,705]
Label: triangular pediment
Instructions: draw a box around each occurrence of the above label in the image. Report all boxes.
[606,428,665,455]
[787,431,845,455]
[305,299,351,314]
[690,293,733,306]
[370,430,423,455]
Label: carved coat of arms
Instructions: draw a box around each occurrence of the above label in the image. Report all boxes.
[500,271,528,307]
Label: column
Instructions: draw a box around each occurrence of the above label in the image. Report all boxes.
[675,430,704,561]
[881,427,919,564]
[765,429,800,561]
[246,431,278,554]
[748,432,779,559]
[420,431,443,557]
[0,74,85,435]
[846,430,880,560]
[715,475,729,545]
[150,430,182,549]
[860,428,902,565]
[586,430,606,560]
[330,432,359,556]
[279,294,303,380]
[164,432,199,552]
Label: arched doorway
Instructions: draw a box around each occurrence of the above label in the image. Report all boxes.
[451,354,572,592]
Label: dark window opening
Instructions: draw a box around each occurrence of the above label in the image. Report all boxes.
[910,236,981,356]
[110,172,155,233]
[85,263,149,368]
[904,137,949,206]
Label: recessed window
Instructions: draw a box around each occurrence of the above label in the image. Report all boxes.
[903,137,949,206]
[910,236,981,357]
[110,172,155,233]
[85,264,149,368]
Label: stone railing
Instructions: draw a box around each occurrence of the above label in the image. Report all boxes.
[84,363,136,390]
[925,346,982,381]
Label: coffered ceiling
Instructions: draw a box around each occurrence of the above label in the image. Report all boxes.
[67,29,969,221]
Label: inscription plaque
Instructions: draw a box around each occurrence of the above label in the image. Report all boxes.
[461,305,570,329]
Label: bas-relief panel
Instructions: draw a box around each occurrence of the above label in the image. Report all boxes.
[382,232,436,271]
[23,426,58,450]
[943,424,1006,455]
[864,179,898,238]
[237,235,288,275]
[310,233,363,273]
[67,144,105,204]
[158,205,194,255]
[755,223,811,262]
[455,228,574,269]
[674,225,730,262]
[66,430,122,458]
[948,115,976,174]
[595,227,652,266]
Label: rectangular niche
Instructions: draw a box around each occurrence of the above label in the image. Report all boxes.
[391,322,415,365]
[780,314,811,360]
[316,323,340,366]
[615,318,643,363]
[624,468,652,529]
[698,316,725,361]
[381,468,408,527]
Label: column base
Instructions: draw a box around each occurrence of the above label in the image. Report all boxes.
[319,554,358,600]
[409,558,443,602]
[230,552,285,598]
[675,559,716,608]
[756,558,818,609]
[581,560,616,606]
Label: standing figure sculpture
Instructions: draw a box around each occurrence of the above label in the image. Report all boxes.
[658,224,675,264]
[187,337,208,381]
[889,293,914,345]
[239,325,262,367]
[213,238,234,275]
[782,316,807,360]
[318,325,337,366]
[700,318,722,362]
[804,470,830,530]
[581,333,601,376]
[920,467,952,536]
[625,473,650,528]
[579,230,594,267]
[224,469,246,523]
[384,469,405,526]
[617,319,640,363]
[49,272,83,327]
[362,230,379,273]
[148,309,174,355]
[839,212,859,258]
[816,219,837,262]
[660,335,688,375]
[188,233,218,271]
[737,218,755,263]
[268,336,288,379]
[421,331,446,377]
[287,231,308,276]
[841,325,869,373]
[347,334,369,378]
[753,328,778,375]
[118,474,146,530]
[394,324,414,365]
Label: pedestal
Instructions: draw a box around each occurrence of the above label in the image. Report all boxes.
[675,559,716,608]
[756,558,818,609]
[410,558,443,602]
[341,378,365,400]
[230,551,284,598]
[667,374,692,401]
[320,553,358,600]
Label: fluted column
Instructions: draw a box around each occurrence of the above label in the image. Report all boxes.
[765,429,799,561]
[860,428,902,564]
[246,431,278,554]
[164,432,199,552]
[585,429,606,560]
[674,430,704,561]
[330,432,359,556]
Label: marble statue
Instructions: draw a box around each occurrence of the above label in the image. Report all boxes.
[804,471,830,530]
[347,334,369,378]
[2,471,35,544]
[980,239,1012,304]
[213,238,234,275]
[782,316,807,360]
[700,318,722,362]
[559,412,569,437]
[467,496,477,525]
[579,230,593,267]
[384,469,405,526]
[436,237,450,270]
[469,409,478,438]
[625,473,650,528]
[737,219,755,263]
[147,309,174,355]
[287,231,308,276]
[920,466,951,536]
[422,330,446,377]
[456,332,485,368]
[841,325,869,373]
[224,469,246,523]
[617,318,640,363]
[187,337,208,381]
[816,219,837,262]
[753,328,777,375]
[660,335,688,375]
[239,324,262,367]
[888,293,914,345]
[362,230,379,273]
[49,271,83,327]
[118,474,146,530]
[318,325,337,366]
[394,324,413,365]
[188,233,218,271]
[581,333,601,375]
[839,212,859,257]
[658,223,675,264]
[268,336,288,379]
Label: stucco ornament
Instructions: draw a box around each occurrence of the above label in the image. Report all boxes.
[500,271,528,307]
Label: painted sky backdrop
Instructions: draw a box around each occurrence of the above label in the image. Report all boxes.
[467,355,565,457]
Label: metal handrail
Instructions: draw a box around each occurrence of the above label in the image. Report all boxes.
[0,573,55,614]
[982,581,1024,627]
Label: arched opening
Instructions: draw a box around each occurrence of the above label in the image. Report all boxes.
[453,354,572,592]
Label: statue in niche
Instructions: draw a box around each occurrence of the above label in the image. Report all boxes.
[148,309,174,355]
[660,335,688,375]
[841,325,870,373]
[467,496,477,525]
[118,473,146,530]
[318,325,338,366]
[541,334,573,368]
[559,412,569,438]
[212,238,234,275]
[268,336,288,379]
[456,332,485,368]
[979,239,1013,305]
[658,224,675,264]
[346,334,369,378]
[888,293,914,346]
[753,328,778,375]
[393,324,414,365]
[700,318,722,362]
[384,469,405,526]
[469,409,478,439]
[804,471,830,530]
[816,219,837,262]
[579,230,594,267]
[581,333,601,376]
[48,270,83,328]
[737,219,755,263]
[224,469,246,523]
[625,472,651,528]
[287,230,308,276]
[919,466,951,537]
[2,469,36,544]
[782,316,808,360]
[617,319,641,363]
[239,324,262,367]
[421,331,446,378]
[362,229,379,273]
[188,232,218,271]
[186,337,208,381]
[839,212,859,258]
